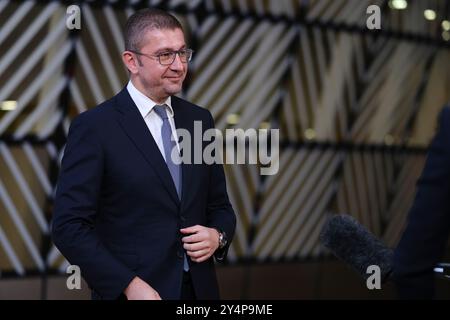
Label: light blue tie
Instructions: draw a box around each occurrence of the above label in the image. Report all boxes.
[153,105,189,271]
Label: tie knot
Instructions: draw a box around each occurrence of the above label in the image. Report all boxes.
[153,104,169,120]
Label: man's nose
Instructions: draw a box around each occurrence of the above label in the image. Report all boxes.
[170,53,184,71]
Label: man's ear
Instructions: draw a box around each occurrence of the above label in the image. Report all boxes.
[122,51,139,74]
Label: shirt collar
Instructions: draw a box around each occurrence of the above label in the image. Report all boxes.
[126,80,174,118]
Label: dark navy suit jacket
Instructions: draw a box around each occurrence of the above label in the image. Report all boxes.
[393,106,450,299]
[52,88,236,300]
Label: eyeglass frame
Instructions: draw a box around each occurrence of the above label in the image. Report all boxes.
[128,48,194,65]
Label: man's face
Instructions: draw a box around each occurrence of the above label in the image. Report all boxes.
[132,28,188,102]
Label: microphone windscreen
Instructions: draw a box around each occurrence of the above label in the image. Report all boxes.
[320,214,393,282]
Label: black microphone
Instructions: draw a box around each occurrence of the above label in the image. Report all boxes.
[320,214,394,283]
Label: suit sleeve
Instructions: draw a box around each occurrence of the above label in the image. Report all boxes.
[204,112,236,262]
[393,106,450,299]
[51,114,136,299]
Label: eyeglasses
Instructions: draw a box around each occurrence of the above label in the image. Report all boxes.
[130,49,194,65]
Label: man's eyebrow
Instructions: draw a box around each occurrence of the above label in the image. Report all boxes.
[154,45,187,53]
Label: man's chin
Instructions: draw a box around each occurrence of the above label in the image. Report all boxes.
[165,85,183,96]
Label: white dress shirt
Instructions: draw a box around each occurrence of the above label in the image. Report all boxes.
[126,81,180,161]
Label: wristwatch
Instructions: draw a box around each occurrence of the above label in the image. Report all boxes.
[217,230,227,249]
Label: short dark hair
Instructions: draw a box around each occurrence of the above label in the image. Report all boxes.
[124,8,183,51]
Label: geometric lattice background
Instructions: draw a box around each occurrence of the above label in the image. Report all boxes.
[0,0,449,279]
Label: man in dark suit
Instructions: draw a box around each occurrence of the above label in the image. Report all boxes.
[393,105,450,299]
[52,8,236,300]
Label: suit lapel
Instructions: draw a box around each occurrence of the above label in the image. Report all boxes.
[172,96,193,211]
[113,88,180,206]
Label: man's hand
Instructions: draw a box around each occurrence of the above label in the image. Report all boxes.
[180,225,220,263]
[124,276,162,300]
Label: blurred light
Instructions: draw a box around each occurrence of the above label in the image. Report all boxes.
[0,100,17,111]
[424,9,437,21]
[384,134,394,146]
[442,20,450,31]
[226,113,240,125]
[259,121,271,129]
[388,0,408,10]
[443,31,450,41]
[304,128,316,141]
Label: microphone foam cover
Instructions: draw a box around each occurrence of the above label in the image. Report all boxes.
[320,214,393,281]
